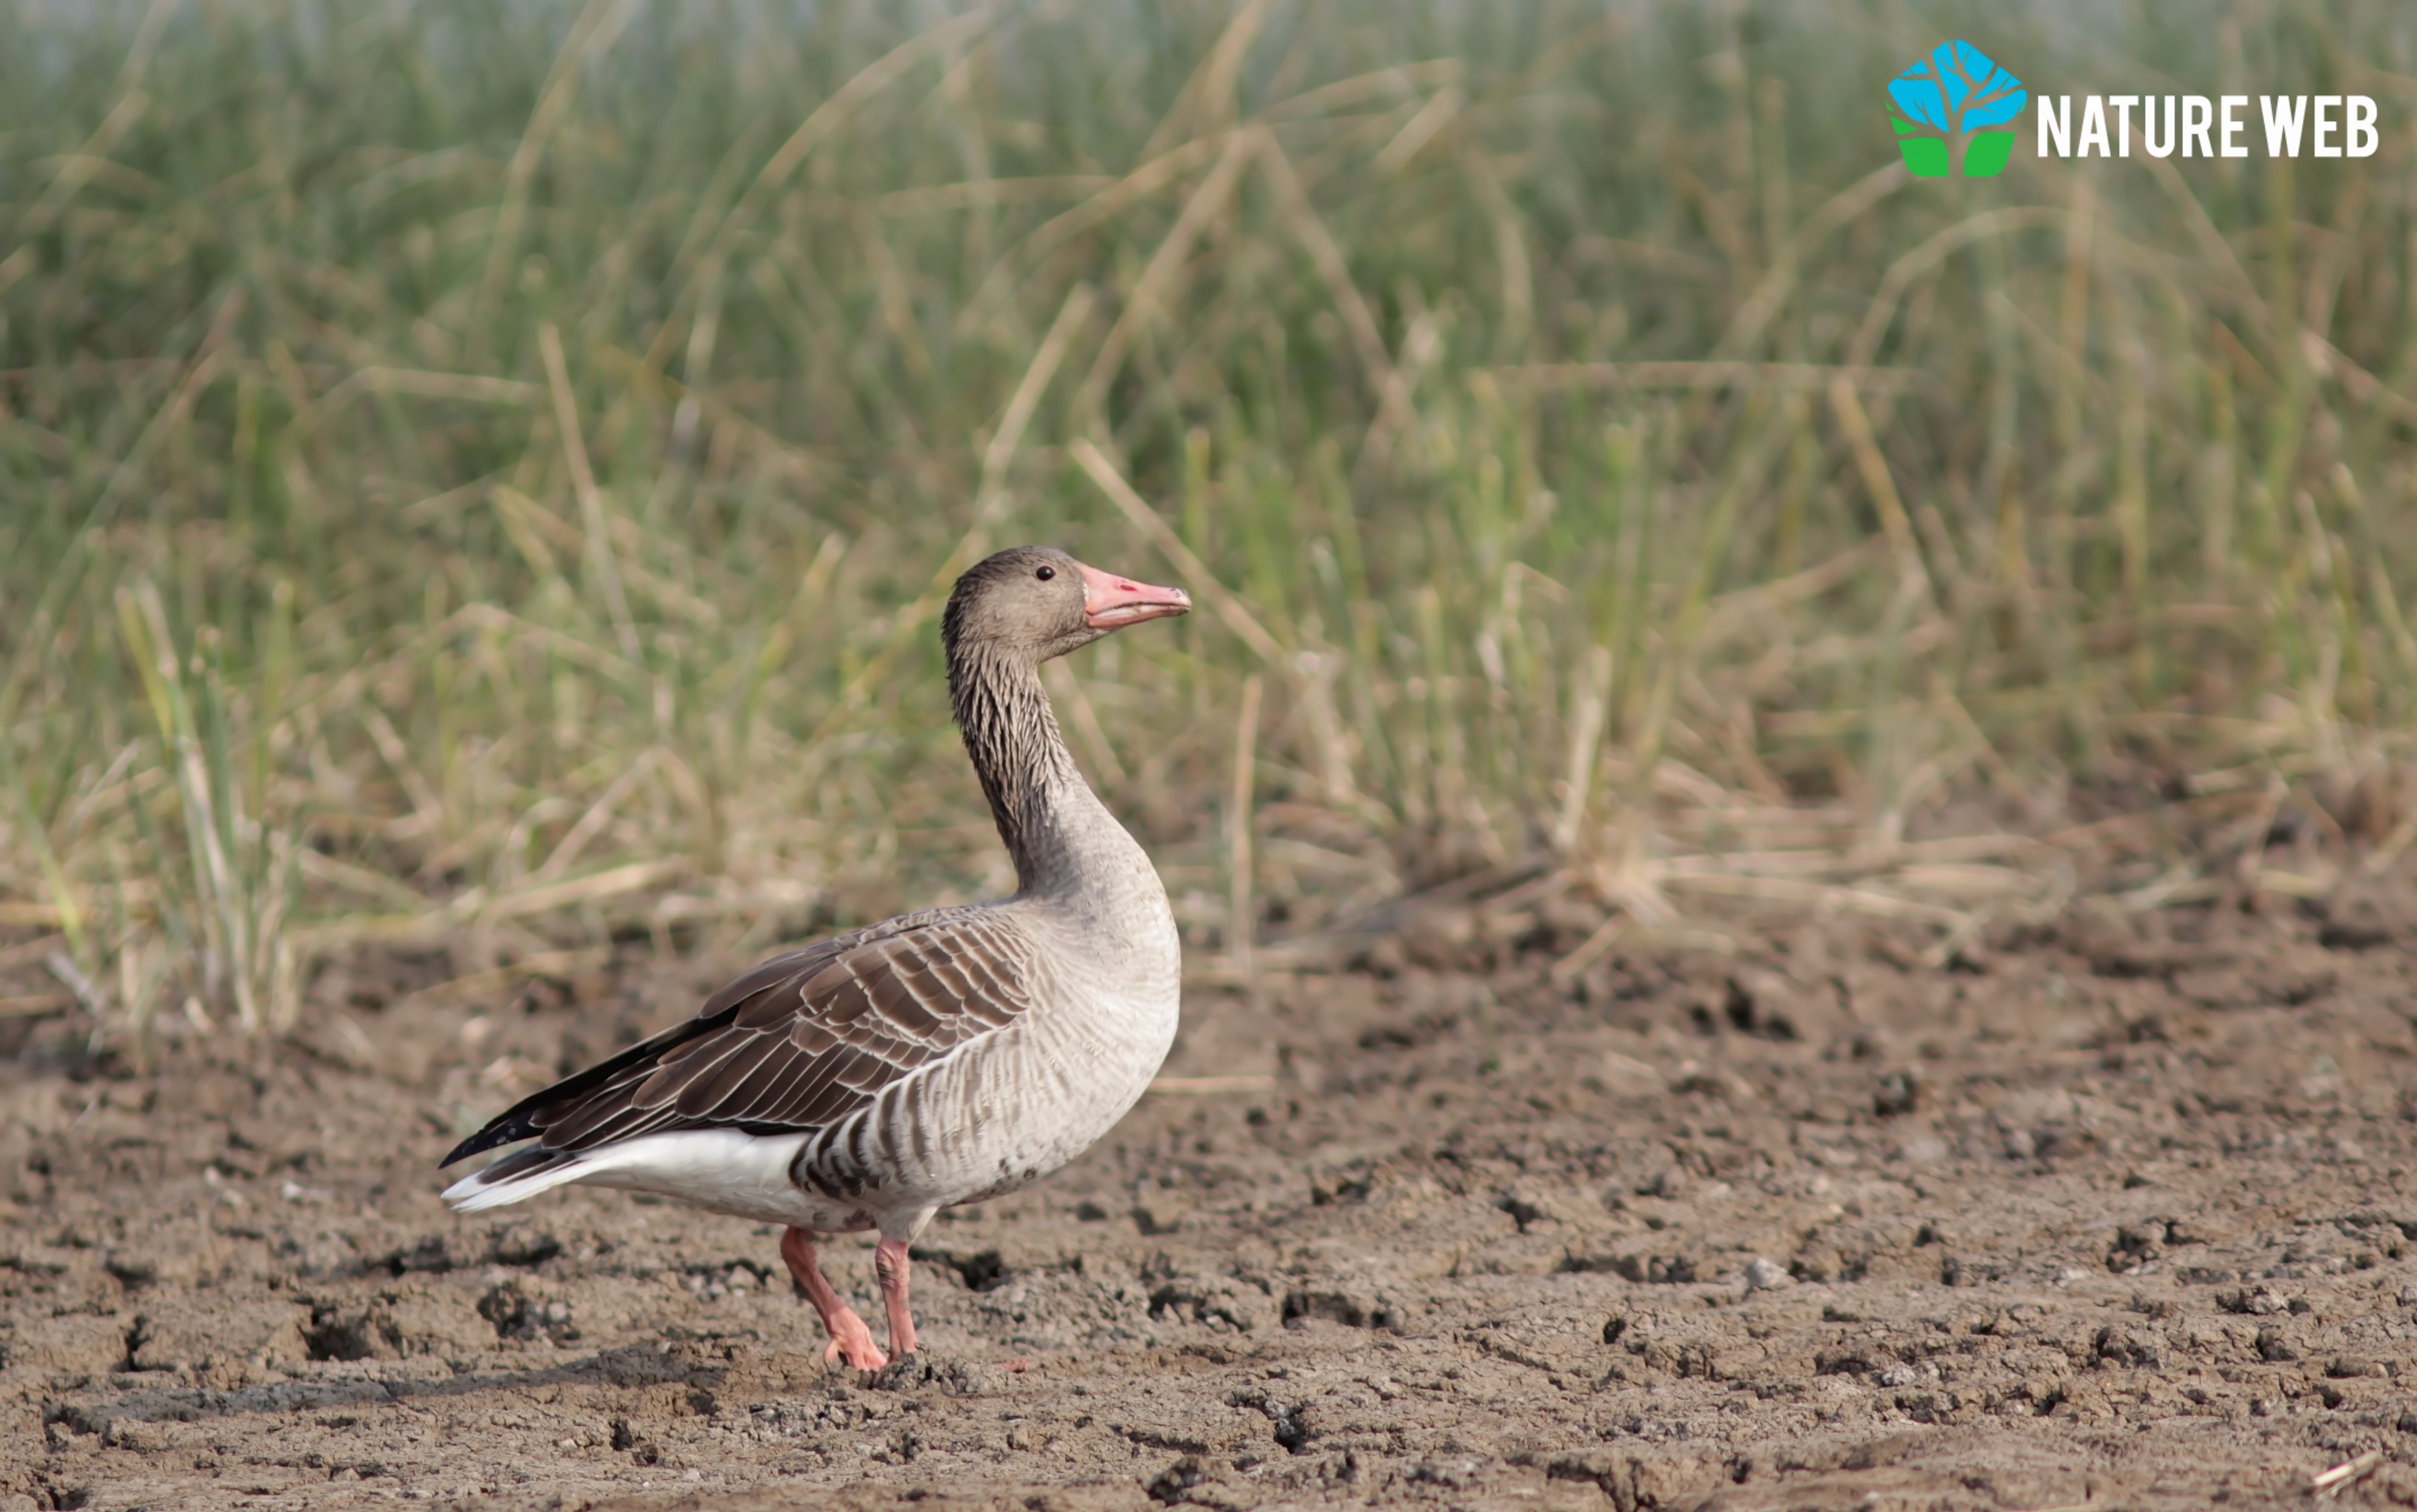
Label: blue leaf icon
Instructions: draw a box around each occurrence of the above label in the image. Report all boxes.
[1949,43,2026,130]
[1890,41,2025,134]
[1889,65,1949,130]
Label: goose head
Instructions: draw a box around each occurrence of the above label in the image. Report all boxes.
[942,546,1190,666]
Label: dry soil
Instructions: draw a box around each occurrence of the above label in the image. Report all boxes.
[4,879,2416,1511]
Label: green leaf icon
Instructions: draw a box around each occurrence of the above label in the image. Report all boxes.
[1894,118,1953,176]
[1962,131,2015,178]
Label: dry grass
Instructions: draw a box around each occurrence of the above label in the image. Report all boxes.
[2,0,2414,1054]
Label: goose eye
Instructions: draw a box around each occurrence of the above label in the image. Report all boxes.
[1036,565,1056,581]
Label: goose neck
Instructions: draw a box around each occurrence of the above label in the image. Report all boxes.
[949,645,1096,893]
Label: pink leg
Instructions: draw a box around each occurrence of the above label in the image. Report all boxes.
[874,1237,918,1357]
[779,1228,887,1370]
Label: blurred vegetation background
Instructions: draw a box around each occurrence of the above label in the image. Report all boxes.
[2,0,2413,1044]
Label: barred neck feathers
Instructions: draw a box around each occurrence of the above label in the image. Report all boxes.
[945,638,1089,889]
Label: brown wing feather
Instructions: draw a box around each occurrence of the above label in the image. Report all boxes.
[459,910,1038,1161]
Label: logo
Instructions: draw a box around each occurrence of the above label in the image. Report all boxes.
[2037,93,2377,161]
[1889,41,2026,179]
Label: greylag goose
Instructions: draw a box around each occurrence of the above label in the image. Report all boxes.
[439,547,1190,1369]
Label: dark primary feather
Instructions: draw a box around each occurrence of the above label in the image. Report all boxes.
[440,908,1038,1170]
[438,936,849,1167]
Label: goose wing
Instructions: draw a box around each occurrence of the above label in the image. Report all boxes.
[440,908,1038,1166]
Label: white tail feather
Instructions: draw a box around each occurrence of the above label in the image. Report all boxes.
[441,1129,821,1226]
[442,1153,592,1213]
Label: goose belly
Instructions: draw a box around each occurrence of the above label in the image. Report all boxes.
[563,1129,872,1230]
[799,986,1177,1213]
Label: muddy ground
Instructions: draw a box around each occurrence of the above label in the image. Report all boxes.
[3,872,2416,1512]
